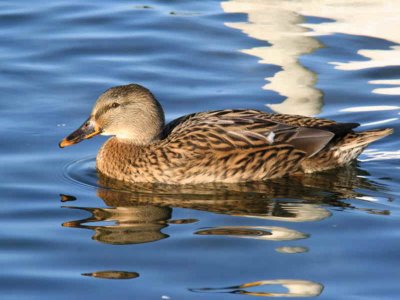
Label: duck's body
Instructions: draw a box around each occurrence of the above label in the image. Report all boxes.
[95,109,391,184]
[60,84,392,184]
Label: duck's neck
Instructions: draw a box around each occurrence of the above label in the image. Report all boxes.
[96,137,142,179]
[99,137,145,157]
[113,135,159,146]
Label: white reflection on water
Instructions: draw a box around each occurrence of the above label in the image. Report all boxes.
[221,0,323,116]
[356,196,381,203]
[221,0,400,116]
[242,203,331,222]
[340,106,400,112]
[292,0,400,96]
[370,80,400,96]
[361,118,399,127]
[360,149,400,162]
[192,279,324,297]
[275,246,308,254]
[339,105,400,126]
[301,1,400,94]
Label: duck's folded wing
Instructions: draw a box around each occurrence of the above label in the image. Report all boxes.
[162,109,339,157]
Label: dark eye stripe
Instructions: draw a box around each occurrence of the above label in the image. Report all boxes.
[94,105,113,120]
[94,102,128,120]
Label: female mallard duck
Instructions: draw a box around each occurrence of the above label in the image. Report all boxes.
[60,84,392,184]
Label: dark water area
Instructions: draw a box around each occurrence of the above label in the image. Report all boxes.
[0,0,399,299]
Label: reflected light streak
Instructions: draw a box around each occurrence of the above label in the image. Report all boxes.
[360,149,400,162]
[340,106,400,112]
[221,0,323,116]
[191,279,323,297]
[361,118,399,127]
[370,80,400,95]
[222,0,400,115]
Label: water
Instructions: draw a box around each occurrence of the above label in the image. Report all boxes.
[0,0,399,299]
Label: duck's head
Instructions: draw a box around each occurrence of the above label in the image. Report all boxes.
[59,84,165,148]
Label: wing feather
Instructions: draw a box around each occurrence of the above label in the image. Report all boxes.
[161,110,352,157]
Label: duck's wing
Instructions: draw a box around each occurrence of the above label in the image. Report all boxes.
[267,113,360,139]
[162,109,357,157]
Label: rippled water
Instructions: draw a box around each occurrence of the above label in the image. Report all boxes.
[1,1,399,299]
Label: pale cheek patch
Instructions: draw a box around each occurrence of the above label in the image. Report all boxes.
[266,131,275,144]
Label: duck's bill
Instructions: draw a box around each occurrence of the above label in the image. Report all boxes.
[59,118,102,148]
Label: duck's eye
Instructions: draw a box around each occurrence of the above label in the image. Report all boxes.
[111,102,120,108]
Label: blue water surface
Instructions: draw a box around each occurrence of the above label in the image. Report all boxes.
[0,1,399,299]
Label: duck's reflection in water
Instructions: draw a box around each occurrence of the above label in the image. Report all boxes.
[63,205,172,245]
[62,165,391,296]
[82,270,139,280]
[62,165,389,245]
[195,226,308,241]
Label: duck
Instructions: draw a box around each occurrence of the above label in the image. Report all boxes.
[59,83,393,184]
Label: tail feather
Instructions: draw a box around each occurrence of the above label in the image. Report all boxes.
[302,128,392,173]
[339,128,393,150]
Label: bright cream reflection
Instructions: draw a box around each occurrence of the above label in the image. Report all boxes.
[221,0,400,116]
[192,279,323,297]
[221,0,323,116]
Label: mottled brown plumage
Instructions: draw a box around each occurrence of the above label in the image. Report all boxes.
[60,84,393,184]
